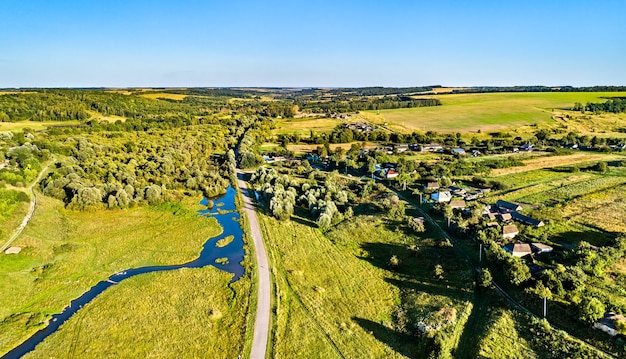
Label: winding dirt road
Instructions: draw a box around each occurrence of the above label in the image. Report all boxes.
[237,170,270,359]
[0,162,50,253]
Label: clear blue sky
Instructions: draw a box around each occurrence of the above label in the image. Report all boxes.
[1,0,624,87]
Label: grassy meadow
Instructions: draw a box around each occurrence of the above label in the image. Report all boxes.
[23,267,250,359]
[260,207,477,358]
[0,194,224,356]
[365,92,626,133]
[0,121,81,132]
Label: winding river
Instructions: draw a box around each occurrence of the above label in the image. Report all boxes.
[4,186,245,359]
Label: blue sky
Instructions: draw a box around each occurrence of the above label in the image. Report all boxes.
[1,0,624,87]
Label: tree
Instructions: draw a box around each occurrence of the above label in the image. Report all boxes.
[506,258,531,286]
[434,264,444,280]
[367,157,376,178]
[578,297,605,324]
[478,268,492,288]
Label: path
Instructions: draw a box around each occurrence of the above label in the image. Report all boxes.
[0,162,51,253]
[237,170,271,359]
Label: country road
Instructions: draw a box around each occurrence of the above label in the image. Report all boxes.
[0,162,51,253]
[237,170,270,359]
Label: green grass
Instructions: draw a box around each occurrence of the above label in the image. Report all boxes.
[0,121,81,131]
[0,194,223,356]
[367,92,626,133]
[477,308,536,359]
[24,267,249,359]
[261,210,475,358]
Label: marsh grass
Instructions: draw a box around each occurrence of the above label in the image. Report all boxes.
[24,267,249,359]
[0,194,223,355]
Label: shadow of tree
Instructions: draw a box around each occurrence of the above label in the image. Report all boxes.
[352,317,425,359]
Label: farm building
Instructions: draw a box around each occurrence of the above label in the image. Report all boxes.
[594,313,626,336]
[496,200,523,212]
[511,212,545,227]
[502,224,519,239]
[503,242,532,257]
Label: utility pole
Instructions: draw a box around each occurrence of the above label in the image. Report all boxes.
[479,243,483,262]
[543,297,547,317]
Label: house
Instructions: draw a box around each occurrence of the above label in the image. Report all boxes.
[0,162,6,170]
[450,200,466,209]
[424,182,440,191]
[511,212,545,227]
[395,144,409,153]
[498,213,512,221]
[305,153,320,162]
[384,169,399,179]
[502,224,520,239]
[451,148,466,156]
[485,212,497,221]
[532,243,554,254]
[431,191,452,203]
[421,143,443,152]
[594,312,626,336]
[496,200,523,212]
[519,143,534,152]
[449,186,466,196]
[503,242,532,257]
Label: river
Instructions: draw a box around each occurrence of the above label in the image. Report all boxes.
[3,185,245,359]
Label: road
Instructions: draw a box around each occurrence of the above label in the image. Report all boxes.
[237,170,271,359]
[0,162,50,253]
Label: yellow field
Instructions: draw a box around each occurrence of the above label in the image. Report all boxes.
[273,117,342,135]
[139,92,187,101]
[490,153,626,176]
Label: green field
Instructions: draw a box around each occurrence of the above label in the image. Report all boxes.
[260,207,476,358]
[367,92,626,133]
[0,121,81,132]
[24,267,249,359]
[0,195,225,355]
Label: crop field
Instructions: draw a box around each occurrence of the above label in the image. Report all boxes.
[0,195,223,356]
[260,209,476,358]
[367,92,626,133]
[273,117,342,135]
[139,92,188,101]
[24,267,249,359]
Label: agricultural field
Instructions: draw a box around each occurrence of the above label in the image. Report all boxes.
[0,194,225,356]
[367,92,626,133]
[273,117,342,136]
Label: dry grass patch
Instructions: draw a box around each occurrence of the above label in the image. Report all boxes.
[490,153,626,176]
